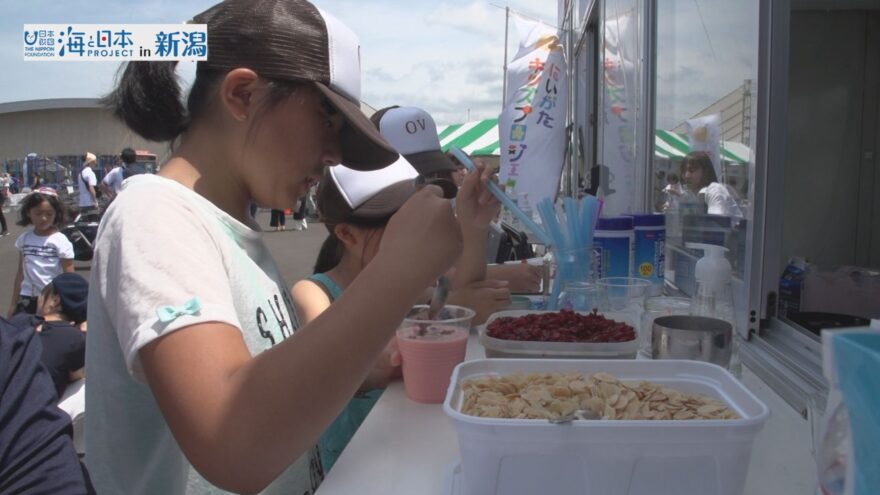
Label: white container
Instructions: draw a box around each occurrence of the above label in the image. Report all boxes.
[478,310,639,359]
[593,216,635,279]
[443,359,770,495]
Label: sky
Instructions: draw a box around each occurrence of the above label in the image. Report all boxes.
[1,0,755,128]
[654,0,755,129]
[1,0,559,125]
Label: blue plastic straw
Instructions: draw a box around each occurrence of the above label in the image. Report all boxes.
[537,199,566,249]
[447,147,552,245]
[535,199,567,310]
[562,197,589,283]
[580,196,599,281]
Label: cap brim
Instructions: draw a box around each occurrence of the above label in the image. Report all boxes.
[351,178,416,218]
[404,150,458,176]
[314,82,399,171]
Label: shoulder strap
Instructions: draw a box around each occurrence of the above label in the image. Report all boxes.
[307,273,343,302]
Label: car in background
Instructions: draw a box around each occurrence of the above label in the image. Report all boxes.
[135,150,158,174]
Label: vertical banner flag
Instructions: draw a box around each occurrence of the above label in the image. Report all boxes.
[686,113,722,180]
[499,14,568,207]
[601,11,636,215]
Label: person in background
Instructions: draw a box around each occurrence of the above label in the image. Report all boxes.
[0,317,95,494]
[10,272,89,400]
[78,153,99,221]
[371,106,542,294]
[662,172,686,211]
[270,207,287,231]
[291,197,309,231]
[681,151,743,217]
[0,172,10,236]
[291,155,500,472]
[31,174,46,190]
[8,188,74,318]
[101,147,138,201]
[85,0,461,493]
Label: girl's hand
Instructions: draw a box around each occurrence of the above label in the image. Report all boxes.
[379,185,462,288]
[455,164,501,232]
[446,279,511,325]
[487,263,543,294]
[360,338,402,391]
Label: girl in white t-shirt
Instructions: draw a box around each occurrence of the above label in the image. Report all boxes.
[7,188,74,317]
[682,151,744,217]
[84,1,462,494]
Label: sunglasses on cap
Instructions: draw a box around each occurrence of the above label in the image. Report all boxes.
[414,175,457,199]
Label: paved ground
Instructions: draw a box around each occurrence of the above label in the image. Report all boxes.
[0,208,328,313]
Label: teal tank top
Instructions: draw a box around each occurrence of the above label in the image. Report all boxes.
[308,273,383,472]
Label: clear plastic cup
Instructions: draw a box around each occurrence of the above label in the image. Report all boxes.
[396,305,475,403]
[595,277,651,347]
[547,247,593,310]
[557,282,602,312]
[595,277,651,312]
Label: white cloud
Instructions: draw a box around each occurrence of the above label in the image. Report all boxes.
[1,0,560,127]
[424,2,496,36]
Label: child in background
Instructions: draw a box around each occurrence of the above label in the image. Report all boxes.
[84,1,461,494]
[373,106,543,294]
[10,272,89,399]
[291,155,501,471]
[7,188,74,318]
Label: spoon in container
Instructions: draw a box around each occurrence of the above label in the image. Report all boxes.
[548,408,602,424]
[416,276,450,337]
[427,276,450,320]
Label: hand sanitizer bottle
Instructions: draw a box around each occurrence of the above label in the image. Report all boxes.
[687,243,741,377]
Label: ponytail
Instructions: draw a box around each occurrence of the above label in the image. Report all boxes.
[102,61,189,142]
[314,234,344,274]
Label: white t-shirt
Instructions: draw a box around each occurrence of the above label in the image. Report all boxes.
[85,175,322,495]
[700,182,744,217]
[14,230,74,297]
[102,166,124,194]
[78,167,97,207]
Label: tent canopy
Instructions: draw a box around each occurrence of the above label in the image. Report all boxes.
[434,121,751,164]
[437,118,500,156]
[655,130,749,164]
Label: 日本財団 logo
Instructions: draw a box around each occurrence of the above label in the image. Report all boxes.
[23,24,208,61]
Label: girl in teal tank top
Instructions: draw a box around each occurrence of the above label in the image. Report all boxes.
[291,131,501,474]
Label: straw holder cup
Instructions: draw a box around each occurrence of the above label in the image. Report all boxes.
[651,315,733,367]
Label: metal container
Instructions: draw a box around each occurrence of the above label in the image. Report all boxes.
[652,315,733,367]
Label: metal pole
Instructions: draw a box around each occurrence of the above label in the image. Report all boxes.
[502,6,510,105]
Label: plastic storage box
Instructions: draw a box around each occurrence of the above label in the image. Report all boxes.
[478,310,640,359]
[443,359,770,495]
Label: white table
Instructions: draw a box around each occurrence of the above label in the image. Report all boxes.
[316,337,817,495]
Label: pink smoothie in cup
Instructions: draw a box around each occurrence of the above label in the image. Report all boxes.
[396,305,474,403]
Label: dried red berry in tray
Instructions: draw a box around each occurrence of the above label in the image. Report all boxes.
[486,310,635,343]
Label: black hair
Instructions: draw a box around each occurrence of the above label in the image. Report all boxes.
[313,216,391,274]
[17,192,65,229]
[682,151,718,189]
[120,147,137,165]
[313,235,344,274]
[102,61,303,145]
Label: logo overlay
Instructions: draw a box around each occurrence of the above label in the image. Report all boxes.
[23,24,207,61]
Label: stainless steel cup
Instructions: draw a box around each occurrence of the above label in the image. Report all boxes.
[651,315,733,367]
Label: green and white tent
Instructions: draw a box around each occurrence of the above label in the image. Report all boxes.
[434,121,750,163]
[437,118,500,156]
[655,130,750,163]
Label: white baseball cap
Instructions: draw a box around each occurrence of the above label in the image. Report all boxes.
[319,155,419,222]
[370,106,458,176]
